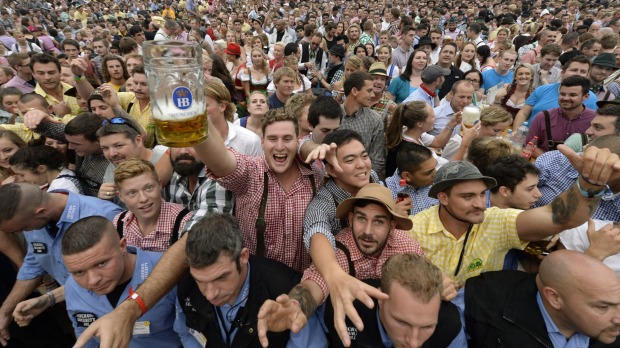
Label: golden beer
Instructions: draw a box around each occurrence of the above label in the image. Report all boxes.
[154,112,208,147]
[462,106,481,129]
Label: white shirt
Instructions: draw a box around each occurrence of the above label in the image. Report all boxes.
[560,219,620,276]
[226,121,263,157]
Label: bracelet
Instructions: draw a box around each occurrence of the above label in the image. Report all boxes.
[127,287,147,315]
[445,125,455,131]
[576,177,609,199]
[46,291,56,307]
[73,75,83,81]
[581,175,604,186]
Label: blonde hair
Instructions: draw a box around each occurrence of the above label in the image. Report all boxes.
[285,93,316,123]
[204,79,236,122]
[114,158,159,188]
[480,105,513,126]
[250,48,269,76]
[381,254,443,303]
[345,55,363,70]
[467,137,518,172]
[273,66,296,84]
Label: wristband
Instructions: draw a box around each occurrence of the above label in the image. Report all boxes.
[46,291,56,307]
[576,177,609,199]
[73,75,83,81]
[127,287,147,315]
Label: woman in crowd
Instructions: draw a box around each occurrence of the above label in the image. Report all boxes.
[491,28,511,49]
[443,105,514,160]
[331,55,363,103]
[336,22,345,37]
[210,55,235,99]
[385,101,457,176]
[387,50,427,103]
[241,30,254,64]
[10,29,42,53]
[234,91,269,138]
[270,42,285,73]
[477,45,496,72]
[455,42,479,73]
[494,64,534,118]
[377,44,400,80]
[267,55,312,95]
[239,48,271,96]
[354,45,367,59]
[466,136,518,173]
[0,130,26,183]
[365,43,376,59]
[463,69,486,106]
[9,144,83,193]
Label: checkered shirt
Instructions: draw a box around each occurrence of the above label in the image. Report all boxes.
[303,172,380,251]
[370,93,397,121]
[340,106,386,175]
[533,150,620,221]
[302,227,424,303]
[206,149,324,272]
[113,200,193,252]
[409,205,527,285]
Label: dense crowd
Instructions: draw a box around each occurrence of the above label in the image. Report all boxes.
[0,0,619,347]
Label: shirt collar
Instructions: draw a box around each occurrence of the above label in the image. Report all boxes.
[376,306,394,347]
[536,292,590,348]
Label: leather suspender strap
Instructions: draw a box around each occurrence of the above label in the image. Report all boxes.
[255,172,269,257]
[335,241,356,277]
[116,211,129,238]
[543,110,563,150]
[169,208,191,246]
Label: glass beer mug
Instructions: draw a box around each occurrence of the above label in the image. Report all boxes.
[143,41,207,147]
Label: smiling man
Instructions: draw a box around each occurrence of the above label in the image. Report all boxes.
[113,159,192,252]
[31,53,81,117]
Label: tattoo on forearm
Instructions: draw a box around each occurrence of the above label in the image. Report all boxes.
[551,185,600,225]
[289,285,317,318]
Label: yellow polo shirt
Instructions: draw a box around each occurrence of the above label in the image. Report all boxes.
[117,92,155,148]
[408,206,527,285]
[34,82,82,117]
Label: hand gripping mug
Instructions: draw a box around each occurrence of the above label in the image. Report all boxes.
[143,41,207,147]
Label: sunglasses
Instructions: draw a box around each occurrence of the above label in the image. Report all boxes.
[101,117,141,134]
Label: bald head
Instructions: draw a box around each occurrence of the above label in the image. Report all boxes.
[538,250,618,292]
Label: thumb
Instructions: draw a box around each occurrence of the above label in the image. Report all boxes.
[557,144,581,171]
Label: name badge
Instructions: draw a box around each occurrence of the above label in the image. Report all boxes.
[133,321,151,335]
[189,328,207,348]
[31,242,48,254]
[73,312,97,327]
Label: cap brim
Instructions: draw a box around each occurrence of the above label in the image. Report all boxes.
[597,99,620,108]
[428,177,497,198]
[336,197,413,230]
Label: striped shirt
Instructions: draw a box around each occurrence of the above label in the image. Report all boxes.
[303,172,380,251]
[409,205,527,285]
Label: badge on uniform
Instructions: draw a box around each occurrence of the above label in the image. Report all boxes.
[31,242,48,254]
[133,321,151,335]
[73,312,98,327]
[188,328,207,348]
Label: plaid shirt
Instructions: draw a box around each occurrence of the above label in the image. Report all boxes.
[370,93,397,121]
[302,227,424,303]
[113,200,193,252]
[165,167,234,229]
[207,149,323,272]
[340,106,386,175]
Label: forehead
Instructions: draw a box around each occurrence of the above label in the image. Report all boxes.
[33,62,58,71]
[448,180,488,195]
[337,139,365,155]
[189,254,236,281]
[264,120,296,136]
[99,133,132,144]
[118,172,157,188]
[353,202,390,217]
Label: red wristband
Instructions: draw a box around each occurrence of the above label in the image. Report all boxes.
[127,287,147,315]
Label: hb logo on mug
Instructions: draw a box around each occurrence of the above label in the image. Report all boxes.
[172,87,193,110]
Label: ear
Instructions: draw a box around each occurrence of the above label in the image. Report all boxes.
[541,286,563,310]
[498,186,511,198]
[119,236,128,253]
[400,171,412,182]
[239,247,250,266]
[325,162,338,179]
[437,192,449,205]
[134,134,143,146]
[36,165,47,174]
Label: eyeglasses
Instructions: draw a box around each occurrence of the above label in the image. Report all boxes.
[465,78,480,84]
[101,117,141,133]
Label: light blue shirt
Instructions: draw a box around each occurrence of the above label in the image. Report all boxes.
[432,102,458,136]
[17,193,122,283]
[65,247,190,348]
[403,86,435,107]
[481,69,514,93]
[386,171,438,215]
[525,83,599,121]
[536,292,590,348]
[215,263,251,345]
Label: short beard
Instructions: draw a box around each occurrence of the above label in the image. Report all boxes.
[173,155,205,177]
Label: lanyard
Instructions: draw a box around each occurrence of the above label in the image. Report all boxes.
[454,223,474,277]
[215,306,236,348]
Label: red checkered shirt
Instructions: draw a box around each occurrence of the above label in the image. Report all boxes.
[302,227,424,303]
[206,149,324,272]
[113,200,193,252]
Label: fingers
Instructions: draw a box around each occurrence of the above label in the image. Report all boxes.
[333,304,352,348]
[587,219,595,235]
[558,144,583,174]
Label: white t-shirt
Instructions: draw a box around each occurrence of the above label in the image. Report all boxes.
[225,121,263,157]
[48,168,83,194]
[560,219,620,276]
